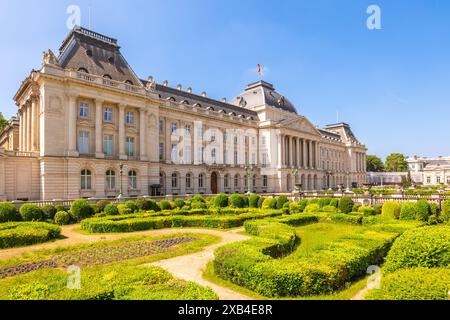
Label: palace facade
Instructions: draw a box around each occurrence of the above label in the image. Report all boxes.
[0,27,367,201]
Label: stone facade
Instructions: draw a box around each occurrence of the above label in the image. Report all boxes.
[0,27,367,201]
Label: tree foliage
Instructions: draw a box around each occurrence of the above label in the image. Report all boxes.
[366,155,385,172]
[0,112,8,132]
[385,153,408,172]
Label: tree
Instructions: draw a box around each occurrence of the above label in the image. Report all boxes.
[366,155,385,172]
[0,112,8,132]
[385,153,408,172]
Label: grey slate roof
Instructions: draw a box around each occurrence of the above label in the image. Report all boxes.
[58,27,141,85]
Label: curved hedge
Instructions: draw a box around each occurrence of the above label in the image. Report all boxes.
[383,225,450,272]
[81,210,282,233]
[214,220,398,297]
[366,268,450,300]
[0,222,61,248]
[382,201,401,219]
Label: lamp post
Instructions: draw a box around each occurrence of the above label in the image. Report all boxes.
[244,165,254,195]
[291,168,298,194]
[118,162,124,199]
[326,171,333,190]
[346,171,351,192]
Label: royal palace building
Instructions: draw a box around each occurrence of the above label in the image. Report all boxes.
[0,27,367,201]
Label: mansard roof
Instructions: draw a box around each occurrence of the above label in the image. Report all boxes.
[57,26,141,85]
[318,128,342,142]
[324,123,364,146]
[146,81,258,118]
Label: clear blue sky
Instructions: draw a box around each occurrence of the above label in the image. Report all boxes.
[0,0,449,160]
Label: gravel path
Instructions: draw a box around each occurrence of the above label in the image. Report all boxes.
[148,228,253,300]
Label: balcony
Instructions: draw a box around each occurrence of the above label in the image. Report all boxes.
[67,70,146,95]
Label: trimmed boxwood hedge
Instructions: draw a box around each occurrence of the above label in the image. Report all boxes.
[382,201,401,219]
[19,204,43,222]
[80,210,283,233]
[366,268,450,300]
[0,222,61,248]
[327,213,363,225]
[383,225,450,273]
[213,220,399,297]
[276,214,320,227]
[338,197,354,214]
[0,202,16,223]
[399,202,417,221]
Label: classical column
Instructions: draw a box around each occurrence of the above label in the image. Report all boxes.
[277,133,283,168]
[27,103,32,151]
[118,104,126,160]
[19,109,24,151]
[303,139,308,169]
[139,108,148,161]
[95,99,104,158]
[289,136,293,167]
[309,140,313,170]
[67,95,78,156]
[31,97,38,151]
[280,134,284,167]
[23,104,28,151]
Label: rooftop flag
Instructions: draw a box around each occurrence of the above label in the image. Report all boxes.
[258,64,262,76]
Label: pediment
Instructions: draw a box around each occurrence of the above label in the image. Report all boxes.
[280,117,320,136]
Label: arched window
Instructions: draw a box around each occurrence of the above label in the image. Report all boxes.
[78,68,89,73]
[103,74,112,79]
[198,174,204,189]
[125,80,134,85]
[128,170,137,189]
[81,169,92,190]
[172,173,178,188]
[186,173,192,189]
[106,170,115,190]
[224,174,230,188]
[234,174,239,188]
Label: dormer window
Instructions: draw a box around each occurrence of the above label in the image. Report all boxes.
[108,56,115,64]
[86,49,93,57]
[78,68,89,73]
[103,74,112,79]
[125,80,133,85]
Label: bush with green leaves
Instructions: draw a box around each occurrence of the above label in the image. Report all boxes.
[54,205,66,213]
[338,197,354,214]
[304,203,320,213]
[329,198,339,208]
[366,268,450,300]
[328,213,362,225]
[298,199,309,212]
[104,203,119,216]
[276,195,289,209]
[172,199,185,209]
[288,202,301,214]
[373,204,382,215]
[213,194,228,208]
[41,205,56,220]
[135,198,152,211]
[0,222,61,248]
[428,214,440,225]
[352,203,361,213]
[383,226,450,273]
[429,202,439,216]
[158,200,172,211]
[318,197,332,208]
[308,198,319,205]
[229,194,247,208]
[441,200,450,222]
[399,202,416,221]
[190,195,206,203]
[257,197,264,208]
[0,202,16,223]
[90,204,100,214]
[249,194,260,208]
[95,200,110,213]
[54,211,70,225]
[281,202,290,215]
[382,201,401,219]
[261,198,277,210]
[117,204,132,215]
[70,200,94,222]
[358,206,375,216]
[123,201,138,213]
[322,205,337,213]
[19,204,43,222]
[415,200,430,222]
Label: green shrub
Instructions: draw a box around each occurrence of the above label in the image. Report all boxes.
[0,222,61,249]
[276,195,289,209]
[54,205,66,213]
[124,201,138,213]
[318,197,332,208]
[281,202,290,215]
[104,204,119,216]
[308,198,319,205]
[383,226,450,273]
[400,202,417,220]
[213,194,228,208]
[96,200,110,213]
[19,204,43,222]
[90,204,100,214]
[358,206,375,216]
[329,198,339,208]
[249,194,260,208]
[429,202,439,216]
[190,195,205,203]
[322,205,337,213]
[277,214,320,226]
[366,268,450,300]
[428,214,440,225]
[229,194,246,208]
[191,201,207,209]
[441,200,450,221]
[352,203,361,212]
[70,200,94,221]
[373,204,382,215]
[289,202,301,214]
[257,197,264,208]
[172,199,184,209]
[261,198,277,210]
[338,197,354,214]
[328,213,362,225]
[382,201,400,219]
[298,199,309,212]
[158,200,171,211]
[41,205,56,220]
[0,202,16,223]
[54,211,70,225]
[117,204,132,215]
[304,203,320,213]
[415,200,430,222]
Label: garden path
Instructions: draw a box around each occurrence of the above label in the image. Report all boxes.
[147,228,253,300]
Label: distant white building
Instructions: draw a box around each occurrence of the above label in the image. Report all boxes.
[407,156,450,185]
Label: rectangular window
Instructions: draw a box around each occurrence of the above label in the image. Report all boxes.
[437,176,441,184]
[234,151,238,165]
[262,153,268,166]
[171,123,177,134]
[159,143,164,161]
[171,144,177,161]
[125,137,135,157]
[103,107,113,122]
[251,153,256,165]
[159,120,164,134]
[78,131,90,154]
[125,111,134,125]
[263,175,268,187]
[185,124,191,135]
[103,135,113,156]
[427,176,431,184]
[251,137,256,146]
[185,145,192,163]
[79,102,89,118]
